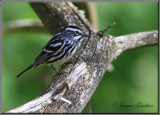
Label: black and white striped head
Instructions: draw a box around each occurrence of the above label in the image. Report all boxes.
[62,26,89,41]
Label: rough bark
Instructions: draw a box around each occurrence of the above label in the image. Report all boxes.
[6,2,158,113]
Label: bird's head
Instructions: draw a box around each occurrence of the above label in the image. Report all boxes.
[63,26,89,41]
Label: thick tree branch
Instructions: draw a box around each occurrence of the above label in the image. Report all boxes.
[114,30,158,57]
[115,30,158,51]
[6,2,158,113]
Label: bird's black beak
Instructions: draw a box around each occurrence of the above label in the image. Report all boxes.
[83,33,89,37]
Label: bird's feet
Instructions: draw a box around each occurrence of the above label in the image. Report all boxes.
[51,65,60,74]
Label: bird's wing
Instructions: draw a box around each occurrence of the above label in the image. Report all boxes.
[35,50,50,64]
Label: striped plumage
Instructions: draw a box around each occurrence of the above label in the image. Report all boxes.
[16,26,88,78]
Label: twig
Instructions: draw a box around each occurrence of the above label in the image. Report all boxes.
[100,22,115,34]
[97,22,115,37]
[87,100,92,113]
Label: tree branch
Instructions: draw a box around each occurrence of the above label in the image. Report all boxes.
[115,30,158,51]
[6,2,158,113]
[3,19,47,36]
[114,30,158,57]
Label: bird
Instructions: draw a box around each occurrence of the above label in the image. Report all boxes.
[16,26,89,78]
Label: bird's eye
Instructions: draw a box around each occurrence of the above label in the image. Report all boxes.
[75,31,81,36]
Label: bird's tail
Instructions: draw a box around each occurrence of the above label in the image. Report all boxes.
[16,62,39,78]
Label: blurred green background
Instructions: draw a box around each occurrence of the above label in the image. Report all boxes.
[2,2,158,113]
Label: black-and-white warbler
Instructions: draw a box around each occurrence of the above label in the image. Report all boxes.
[17,26,89,78]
